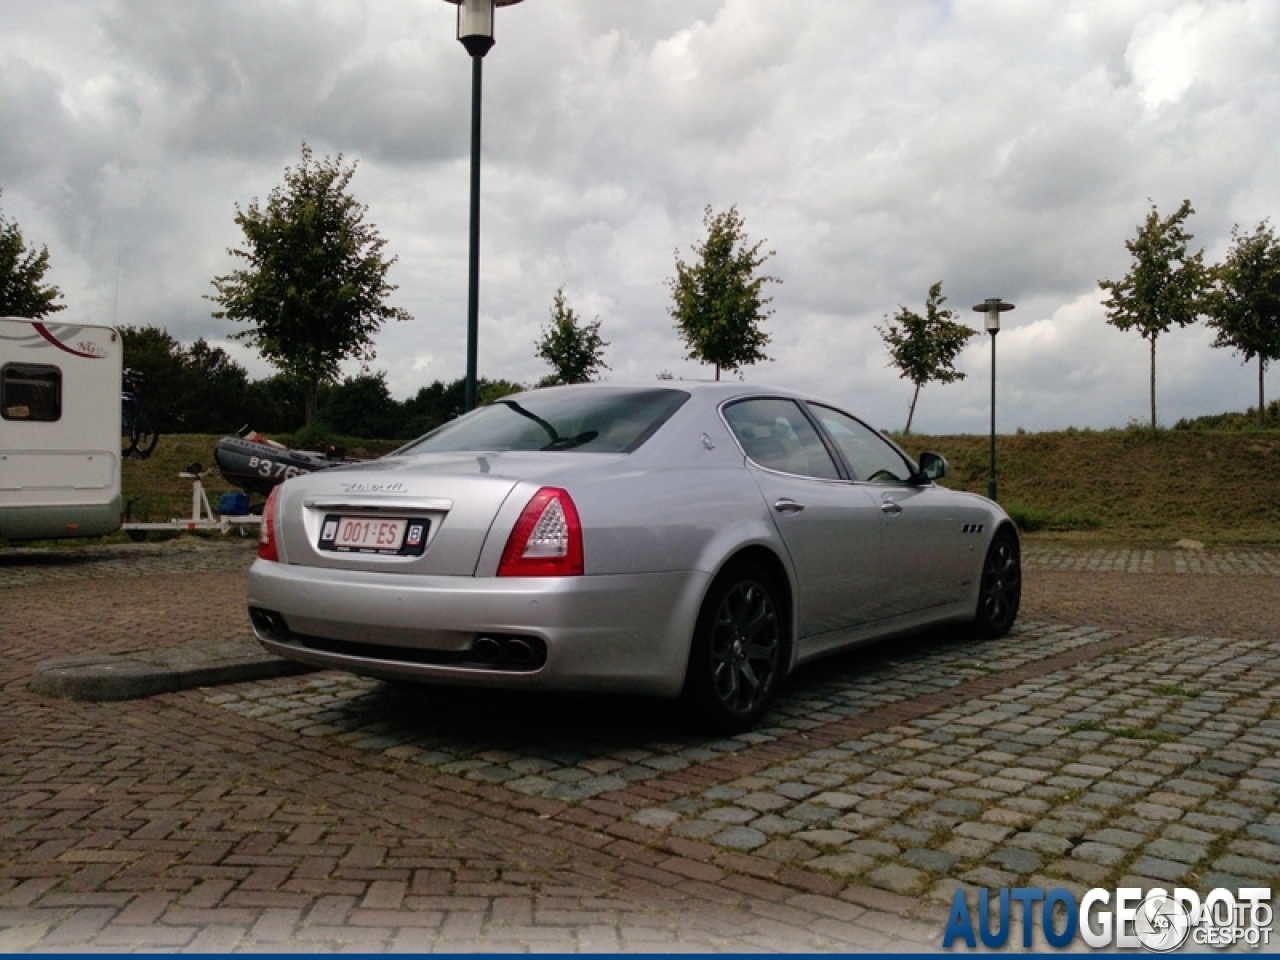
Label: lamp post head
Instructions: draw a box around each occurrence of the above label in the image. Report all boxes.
[972,297,1015,334]
[443,0,524,58]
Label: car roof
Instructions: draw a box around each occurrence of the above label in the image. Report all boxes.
[508,380,815,403]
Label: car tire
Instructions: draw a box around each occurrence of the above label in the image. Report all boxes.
[682,561,786,733]
[972,527,1021,639]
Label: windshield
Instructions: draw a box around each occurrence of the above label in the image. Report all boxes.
[397,387,690,455]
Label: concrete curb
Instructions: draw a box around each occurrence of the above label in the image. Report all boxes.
[29,639,318,701]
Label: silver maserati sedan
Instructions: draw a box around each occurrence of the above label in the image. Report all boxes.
[248,382,1020,730]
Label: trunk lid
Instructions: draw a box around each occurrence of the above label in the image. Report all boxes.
[273,451,620,575]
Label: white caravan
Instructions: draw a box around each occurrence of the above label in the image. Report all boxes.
[0,317,123,541]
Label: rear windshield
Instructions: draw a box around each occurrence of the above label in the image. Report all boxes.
[398,387,690,455]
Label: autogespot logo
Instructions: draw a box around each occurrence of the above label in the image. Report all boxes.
[943,886,1274,952]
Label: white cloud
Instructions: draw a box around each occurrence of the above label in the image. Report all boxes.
[2,0,1278,433]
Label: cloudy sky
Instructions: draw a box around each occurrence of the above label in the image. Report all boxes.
[3,0,1278,433]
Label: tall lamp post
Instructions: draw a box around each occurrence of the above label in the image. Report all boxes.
[972,298,1015,501]
[444,0,525,412]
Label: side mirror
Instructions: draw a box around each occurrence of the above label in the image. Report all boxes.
[916,451,947,483]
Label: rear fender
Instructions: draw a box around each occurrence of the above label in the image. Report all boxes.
[690,520,800,676]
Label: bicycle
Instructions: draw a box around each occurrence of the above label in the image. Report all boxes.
[121,368,159,460]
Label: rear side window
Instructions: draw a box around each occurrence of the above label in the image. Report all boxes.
[399,387,690,455]
[723,397,840,480]
[2,363,61,422]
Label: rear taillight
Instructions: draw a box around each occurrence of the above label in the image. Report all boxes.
[258,486,280,562]
[497,487,584,577]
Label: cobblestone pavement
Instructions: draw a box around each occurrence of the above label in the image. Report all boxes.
[2,537,1278,952]
[1022,544,1280,576]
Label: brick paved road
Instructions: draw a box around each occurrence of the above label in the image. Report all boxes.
[2,538,1277,951]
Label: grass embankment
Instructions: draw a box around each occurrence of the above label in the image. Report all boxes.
[17,428,1277,548]
[898,428,1280,544]
[120,435,241,527]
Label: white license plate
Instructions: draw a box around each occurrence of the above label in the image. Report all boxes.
[318,515,428,556]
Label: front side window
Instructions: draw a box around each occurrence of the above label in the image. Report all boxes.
[398,387,689,455]
[723,398,840,480]
[810,404,915,483]
[2,363,61,422]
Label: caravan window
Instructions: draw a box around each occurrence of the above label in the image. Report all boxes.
[2,363,62,422]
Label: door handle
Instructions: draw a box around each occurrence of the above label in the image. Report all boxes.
[773,498,805,514]
[880,501,903,515]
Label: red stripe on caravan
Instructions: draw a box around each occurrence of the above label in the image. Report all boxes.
[31,322,104,358]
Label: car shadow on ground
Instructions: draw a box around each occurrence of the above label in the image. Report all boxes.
[0,549,107,568]
[326,622,990,754]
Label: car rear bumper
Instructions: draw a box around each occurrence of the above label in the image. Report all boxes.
[247,559,710,697]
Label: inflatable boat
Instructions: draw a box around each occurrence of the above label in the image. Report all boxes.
[213,431,357,497]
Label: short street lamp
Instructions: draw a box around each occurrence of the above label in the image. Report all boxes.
[972,298,1015,502]
[444,0,525,412]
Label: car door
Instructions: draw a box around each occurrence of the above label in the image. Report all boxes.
[722,398,887,640]
[806,404,967,616]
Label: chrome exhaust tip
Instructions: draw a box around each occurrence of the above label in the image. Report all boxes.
[467,634,546,669]
[249,607,289,639]
[505,637,534,663]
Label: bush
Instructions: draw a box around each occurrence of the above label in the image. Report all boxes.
[288,423,336,453]
[1052,508,1101,531]
[1174,400,1280,431]
[1003,501,1048,533]
[1003,501,1099,533]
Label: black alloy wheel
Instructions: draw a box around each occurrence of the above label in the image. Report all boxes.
[973,527,1022,638]
[685,562,785,731]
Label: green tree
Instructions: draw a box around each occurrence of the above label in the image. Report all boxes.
[876,281,976,434]
[178,338,253,432]
[120,325,255,433]
[534,287,609,386]
[120,325,188,428]
[1099,199,1209,430]
[243,375,307,434]
[1205,221,1280,425]
[402,377,524,438]
[208,144,411,426]
[318,372,404,439]
[668,205,778,380]
[0,193,65,319]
